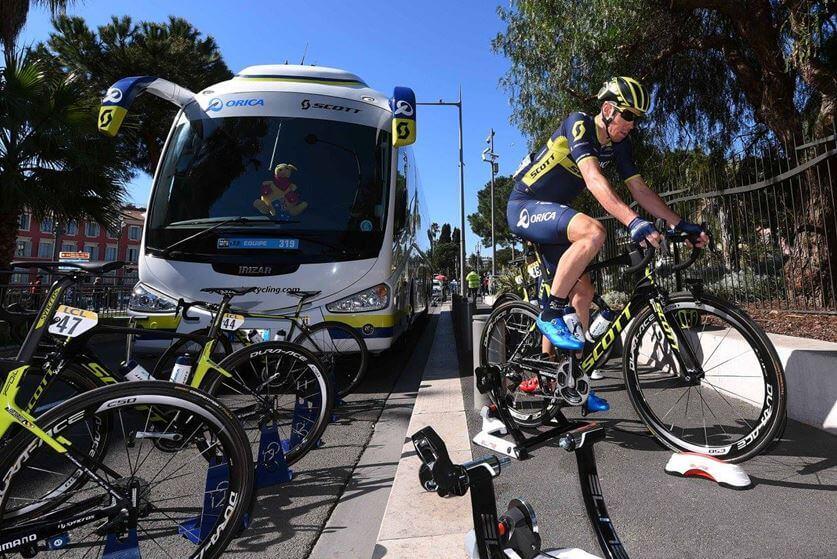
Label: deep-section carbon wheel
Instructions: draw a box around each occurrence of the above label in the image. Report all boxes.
[293,321,369,398]
[623,292,786,462]
[0,381,253,558]
[212,341,334,465]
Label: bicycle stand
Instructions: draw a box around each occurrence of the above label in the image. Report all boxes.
[103,528,140,559]
[179,457,241,544]
[474,365,584,460]
[256,422,294,489]
[285,392,328,451]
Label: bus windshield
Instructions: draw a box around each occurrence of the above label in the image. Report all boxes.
[146,115,391,262]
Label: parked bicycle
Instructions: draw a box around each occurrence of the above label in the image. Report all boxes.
[7,261,334,467]
[0,260,254,557]
[480,221,787,462]
[151,289,369,398]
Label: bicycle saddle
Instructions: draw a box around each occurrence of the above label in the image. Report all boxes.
[200,286,259,297]
[287,290,321,300]
[11,260,126,274]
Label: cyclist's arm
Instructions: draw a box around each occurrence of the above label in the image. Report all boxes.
[578,157,637,226]
[625,175,680,227]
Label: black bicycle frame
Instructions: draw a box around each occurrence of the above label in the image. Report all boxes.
[578,268,704,379]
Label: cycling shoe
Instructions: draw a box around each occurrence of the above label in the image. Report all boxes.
[583,390,610,414]
[535,313,584,351]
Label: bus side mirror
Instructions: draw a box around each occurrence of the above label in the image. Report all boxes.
[390,86,416,147]
[98,76,196,137]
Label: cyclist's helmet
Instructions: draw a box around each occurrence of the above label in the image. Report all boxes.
[596,76,651,115]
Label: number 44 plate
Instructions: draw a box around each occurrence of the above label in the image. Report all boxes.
[48,305,99,337]
[220,313,245,331]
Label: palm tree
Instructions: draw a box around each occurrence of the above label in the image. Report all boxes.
[1,1,73,58]
[0,48,129,269]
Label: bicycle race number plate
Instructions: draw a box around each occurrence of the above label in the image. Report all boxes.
[48,305,99,337]
[221,313,245,331]
[527,262,542,279]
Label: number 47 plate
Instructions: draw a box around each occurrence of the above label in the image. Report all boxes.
[48,305,99,337]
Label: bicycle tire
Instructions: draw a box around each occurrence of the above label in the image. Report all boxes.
[0,381,254,558]
[293,321,369,398]
[479,300,562,427]
[491,292,522,312]
[210,341,335,465]
[151,327,234,380]
[622,291,786,463]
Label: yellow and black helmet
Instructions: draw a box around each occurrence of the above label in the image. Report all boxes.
[596,76,651,115]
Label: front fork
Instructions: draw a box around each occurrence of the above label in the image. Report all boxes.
[649,293,705,383]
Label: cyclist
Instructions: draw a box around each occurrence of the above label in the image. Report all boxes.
[507,76,708,387]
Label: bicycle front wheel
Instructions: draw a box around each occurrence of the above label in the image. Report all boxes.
[210,341,335,465]
[293,321,369,398]
[623,292,786,462]
[0,381,254,558]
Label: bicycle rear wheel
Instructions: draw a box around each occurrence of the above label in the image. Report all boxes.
[623,292,786,462]
[293,321,369,397]
[210,341,334,465]
[479,301,562,427]
[0,381,253,558]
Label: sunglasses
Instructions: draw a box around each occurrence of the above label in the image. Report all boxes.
[616,108,641,122]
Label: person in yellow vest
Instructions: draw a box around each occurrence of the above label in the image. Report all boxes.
[466,269,481,303]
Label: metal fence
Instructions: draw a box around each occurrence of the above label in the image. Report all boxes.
[594,123,837,314]
[2,285,135,318]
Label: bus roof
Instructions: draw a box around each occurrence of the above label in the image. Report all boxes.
[197,64,392,114]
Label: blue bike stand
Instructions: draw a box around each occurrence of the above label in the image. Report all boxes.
[103,528,140,559]
[179,457,242,544]
[285,391,326,451]
[255,423,294,489]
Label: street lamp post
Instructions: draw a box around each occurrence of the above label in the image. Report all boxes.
[481,129,499,278]
[417,87,466,289]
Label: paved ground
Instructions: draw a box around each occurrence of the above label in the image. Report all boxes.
[87,314,437,559]
[461,359,837,558]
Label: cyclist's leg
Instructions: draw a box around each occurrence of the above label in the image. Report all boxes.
[552,213,606,300]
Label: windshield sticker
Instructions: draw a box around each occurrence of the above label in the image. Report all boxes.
[207,97,264,112]
[254,163,309,218]
[217,237,300,250]
[360,219,373,232]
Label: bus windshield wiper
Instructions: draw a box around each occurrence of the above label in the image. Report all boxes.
[160,216,249,257]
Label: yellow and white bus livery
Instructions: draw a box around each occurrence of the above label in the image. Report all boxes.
[98,65,431,352]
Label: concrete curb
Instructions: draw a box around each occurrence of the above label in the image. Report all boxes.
[374,308,472,558]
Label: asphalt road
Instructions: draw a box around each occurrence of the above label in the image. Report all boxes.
[462,360,837,559]
[86,316,433,559]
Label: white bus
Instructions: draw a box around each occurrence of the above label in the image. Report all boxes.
[98,65,431,352]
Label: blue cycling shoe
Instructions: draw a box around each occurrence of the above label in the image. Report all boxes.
[536,312,584,351]
[583,390,610,414]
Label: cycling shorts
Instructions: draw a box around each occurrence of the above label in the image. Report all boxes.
[507,192,578,278]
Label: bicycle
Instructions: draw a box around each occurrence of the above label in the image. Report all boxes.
[492,244,545,310]
[0,260,254,557]
[151,289,369,398]
[480,221,787,462]
[8,260,334,467]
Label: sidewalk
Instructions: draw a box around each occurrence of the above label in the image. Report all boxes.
[373,307,472,558]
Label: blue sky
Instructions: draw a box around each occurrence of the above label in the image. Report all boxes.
[19,0,530,256]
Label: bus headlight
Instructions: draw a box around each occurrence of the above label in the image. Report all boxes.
[129,283,178,313]
[326,284,390,313]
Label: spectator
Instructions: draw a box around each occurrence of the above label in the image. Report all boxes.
[466,269,481,303]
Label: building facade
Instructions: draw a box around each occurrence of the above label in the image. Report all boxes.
[14,206,145,284]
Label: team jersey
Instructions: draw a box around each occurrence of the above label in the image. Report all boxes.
[512,112,640,204]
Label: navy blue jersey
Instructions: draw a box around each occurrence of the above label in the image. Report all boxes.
[512,112,640,204]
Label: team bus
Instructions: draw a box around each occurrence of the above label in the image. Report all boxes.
[97,65,431,352]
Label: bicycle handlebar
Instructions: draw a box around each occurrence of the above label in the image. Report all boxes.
[623,219,707,275]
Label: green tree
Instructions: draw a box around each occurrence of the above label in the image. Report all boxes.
[0,0,73,58]
[494,0,835,148]
[0,49,129,268]
[439,222,452,244]
[42,15,232,174]
[452,227,461,245]
[467,175,514,248]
